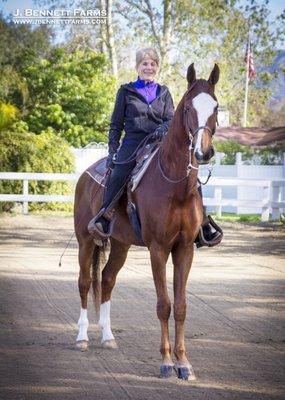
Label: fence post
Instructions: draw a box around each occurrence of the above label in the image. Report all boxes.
[282,153,285,214]
[23,179,29,215]
[236,152,242,214]
[261,185,270,222]
[215,152,222,165]
[214,187,222,218]
[272,182,281,220]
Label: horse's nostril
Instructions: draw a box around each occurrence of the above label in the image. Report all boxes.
[194,150,203,161]
[195,148,215,164]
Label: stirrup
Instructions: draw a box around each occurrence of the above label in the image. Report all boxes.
[87,209,114,240]
[196,215,223,248]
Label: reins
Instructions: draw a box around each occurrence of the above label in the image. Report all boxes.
[157,133,213,185]
[113,134,158,166]
[158,149,190,184]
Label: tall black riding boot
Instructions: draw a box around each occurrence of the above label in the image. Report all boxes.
[88,155,136,238]
[195,185,223,248]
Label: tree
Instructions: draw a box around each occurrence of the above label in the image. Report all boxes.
[21,48,116,146]
[113,0,284,126]
[0,102,17,130]
[0,13,53,109]
[35,0,119,78]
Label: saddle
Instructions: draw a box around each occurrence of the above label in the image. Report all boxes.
[85,142,158,189]
[130,143,159,191]
[85,158,109,187]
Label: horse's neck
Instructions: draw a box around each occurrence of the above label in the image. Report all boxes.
[162,104,187,167]
[161,103,198,190]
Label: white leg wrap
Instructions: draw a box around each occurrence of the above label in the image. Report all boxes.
[99,301,115,342]
[76,308,89,341]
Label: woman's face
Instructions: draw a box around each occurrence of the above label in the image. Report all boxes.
[136,55,158,81]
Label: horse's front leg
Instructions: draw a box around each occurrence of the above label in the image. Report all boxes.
[76,236,94,351]
[99,238,130,349]
[172,243,196,381]
[150,245,173,378]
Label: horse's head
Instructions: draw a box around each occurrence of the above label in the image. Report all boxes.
[183,63,219,165]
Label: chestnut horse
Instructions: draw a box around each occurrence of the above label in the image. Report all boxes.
[74,63,219,380]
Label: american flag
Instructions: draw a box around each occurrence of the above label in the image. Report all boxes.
[245,40,256,80]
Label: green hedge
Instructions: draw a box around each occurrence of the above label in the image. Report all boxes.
[0,130,75,212]
[214,139,285,165]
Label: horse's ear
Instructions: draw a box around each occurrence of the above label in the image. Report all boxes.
[208,63,220,85]
[186,63,196,87]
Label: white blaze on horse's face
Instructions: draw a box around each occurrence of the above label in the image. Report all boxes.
[192,92,217,157]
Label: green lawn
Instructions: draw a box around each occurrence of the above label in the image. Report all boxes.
[211,212,284,224]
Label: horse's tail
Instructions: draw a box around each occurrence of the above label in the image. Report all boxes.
[91,243,107,317]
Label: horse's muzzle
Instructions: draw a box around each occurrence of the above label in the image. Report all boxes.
[194,147,215,164]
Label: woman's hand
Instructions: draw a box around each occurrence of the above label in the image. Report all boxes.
[153,125,167,140]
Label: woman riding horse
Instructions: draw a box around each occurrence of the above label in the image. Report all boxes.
[75,59,222,380]
[88,48,221,247]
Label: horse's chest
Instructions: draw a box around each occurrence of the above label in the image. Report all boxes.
[155,206,201,243]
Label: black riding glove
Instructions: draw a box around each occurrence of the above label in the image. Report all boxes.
[106,152,116,169]
[153,125,167,140]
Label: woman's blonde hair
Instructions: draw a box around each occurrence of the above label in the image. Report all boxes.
[136,48,159,68]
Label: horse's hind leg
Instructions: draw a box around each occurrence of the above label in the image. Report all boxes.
[150,246,173,378]
[172,243,196,380]
[76,235,94,351]
[99,238,130,349]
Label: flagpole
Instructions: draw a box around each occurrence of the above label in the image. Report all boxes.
[243,34,250,128]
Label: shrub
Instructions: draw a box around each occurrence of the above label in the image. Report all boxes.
[21,49,115,147]
[214,139,285,165]
[214,139,252,164]
[0,130,75,212]
[0,102,17,130]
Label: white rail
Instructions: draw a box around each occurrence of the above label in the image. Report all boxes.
[202,178,285,221]
[0,172,79,215]
[0,172,284,221]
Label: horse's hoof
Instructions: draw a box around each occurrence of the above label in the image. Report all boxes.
[160,364,174,378]
[101,339,118,349]
[175,365,196,381]
[76,340,88,351]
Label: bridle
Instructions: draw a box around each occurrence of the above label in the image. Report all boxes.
[183,81,218,140]
[158,82,218,184]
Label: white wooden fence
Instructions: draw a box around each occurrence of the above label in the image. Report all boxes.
[0,172,78,215]
[0,171,284,221]
[202,178,285,221]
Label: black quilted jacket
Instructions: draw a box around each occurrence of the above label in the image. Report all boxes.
[108,83,174,154]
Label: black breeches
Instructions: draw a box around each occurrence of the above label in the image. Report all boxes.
[102,145,137,211]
